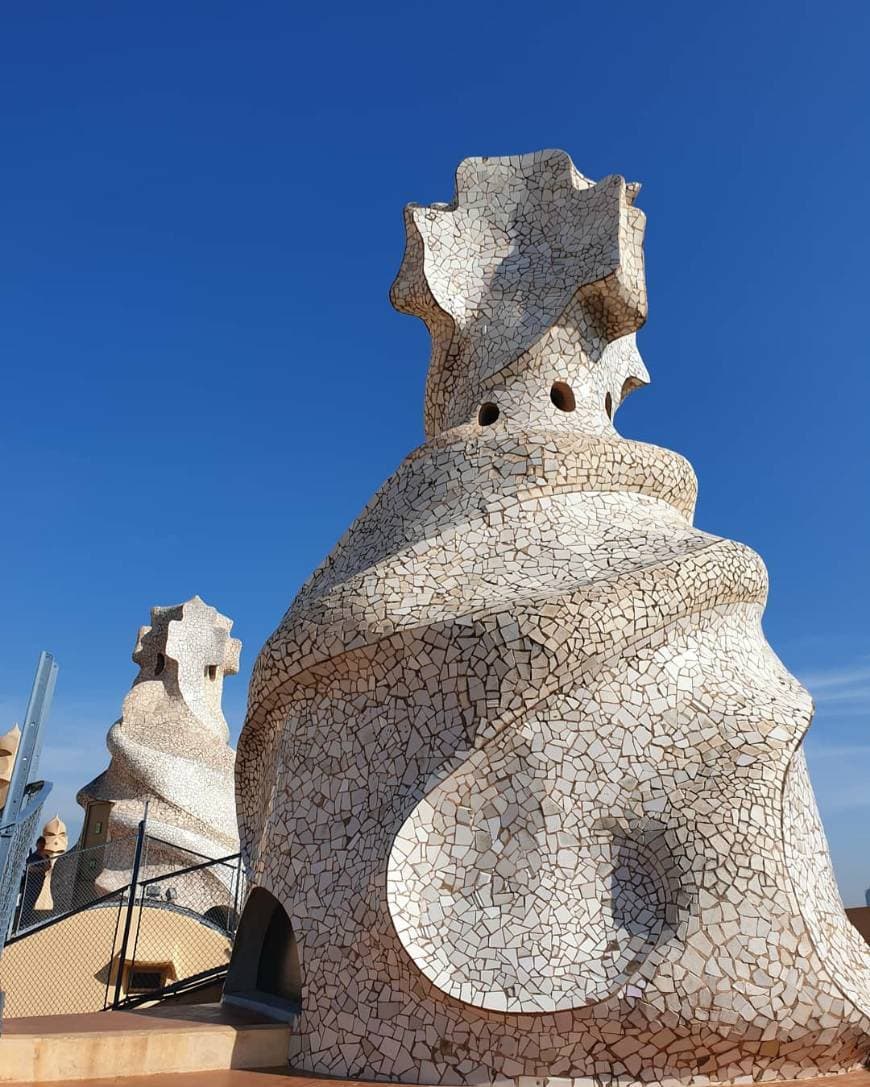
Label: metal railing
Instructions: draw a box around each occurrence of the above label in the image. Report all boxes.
[0,652,59,1028]
[9,831,139,937]
[1,818,244,1018]
[0,782,51,946]
[111,844,243,1010]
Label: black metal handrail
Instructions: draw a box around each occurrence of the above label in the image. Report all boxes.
[4,883,127,945]
[8,836,241,944]
[138,851,241,887]
[144,833,238,865]
[112,963,229,1010]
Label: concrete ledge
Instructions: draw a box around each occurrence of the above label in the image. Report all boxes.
[0,1004,290,1083]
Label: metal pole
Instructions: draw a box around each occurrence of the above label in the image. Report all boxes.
[231,853,242,937]
[104,892,126,1010]
[112,814,147,1009]
[0,652,58,841]
[0,652,58,1030]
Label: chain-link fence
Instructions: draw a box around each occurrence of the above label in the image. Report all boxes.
[1,825,244,1018]
[114,850,243,1010]
[139,835,242,920]
[0,782,47,946]
[9,832,139,937]
[2,891,128,1017]
[8,831,241,939]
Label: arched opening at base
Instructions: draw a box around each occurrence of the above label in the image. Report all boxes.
[223,887,301,1020]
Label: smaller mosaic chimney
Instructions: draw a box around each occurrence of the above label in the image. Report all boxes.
[0,724,21,810]
[34,815,68,911]
[78,596,241,897]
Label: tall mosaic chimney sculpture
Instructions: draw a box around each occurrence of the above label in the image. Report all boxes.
[234,151,870,1084]
[79,596,241,896]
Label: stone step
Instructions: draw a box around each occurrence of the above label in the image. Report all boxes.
[0,1004,290,1083]
[2,1073,296,1087]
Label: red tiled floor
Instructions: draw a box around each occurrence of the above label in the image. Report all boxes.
[6,1069,870,1087]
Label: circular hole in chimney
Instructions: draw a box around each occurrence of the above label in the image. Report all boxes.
[550,382,576,413]
[605,392,613,420]
[478,403,500,426]
[154,653,165,677]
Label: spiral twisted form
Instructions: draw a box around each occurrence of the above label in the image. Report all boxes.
[236,151,870,1085]
[79,596,240,899]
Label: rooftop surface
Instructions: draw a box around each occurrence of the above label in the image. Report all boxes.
[7,1069,870,1087]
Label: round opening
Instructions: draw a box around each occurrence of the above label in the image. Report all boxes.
[550,382,576,413]
[154,653,165,677]
[478,402,500,426]
[604,392,613,420]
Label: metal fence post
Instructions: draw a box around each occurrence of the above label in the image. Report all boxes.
[0,653,58,915]
[0,652,58,1032]
[232,853,242,936]
[111,814,147,1010]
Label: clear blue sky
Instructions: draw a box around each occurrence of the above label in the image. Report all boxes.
[2,4,868,903]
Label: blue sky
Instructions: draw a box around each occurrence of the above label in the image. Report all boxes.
[2,4,868,903]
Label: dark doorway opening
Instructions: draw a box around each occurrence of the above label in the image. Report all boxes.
[223,887,301,1019]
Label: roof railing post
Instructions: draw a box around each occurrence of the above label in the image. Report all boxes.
[0,652,58,1031]
[111,808,148,1010]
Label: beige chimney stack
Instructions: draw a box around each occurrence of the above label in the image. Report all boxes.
[34,815,68,912]
[0,724,22,811]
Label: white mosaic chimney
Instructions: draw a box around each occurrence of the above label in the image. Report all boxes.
[234,151,870,1084]
[79,596,240,896]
